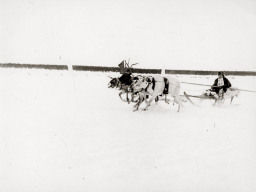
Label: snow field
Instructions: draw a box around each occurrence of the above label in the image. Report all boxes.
[0,69,256,192]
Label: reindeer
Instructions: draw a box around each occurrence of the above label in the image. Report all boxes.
[133,75,183,112]
[108,59,139,103]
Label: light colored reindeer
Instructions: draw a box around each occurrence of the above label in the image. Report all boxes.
[133,75,183,112]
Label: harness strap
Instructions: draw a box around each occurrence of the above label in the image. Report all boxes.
[163,77,169,94]
[152,78,155,90]
[145,77,155,92]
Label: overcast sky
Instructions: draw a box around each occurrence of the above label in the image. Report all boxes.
[1,0,256,71]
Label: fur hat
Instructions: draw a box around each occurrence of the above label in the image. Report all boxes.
[218,71,224,76]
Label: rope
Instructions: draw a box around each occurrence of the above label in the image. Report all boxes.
[181,82,211,87]
[237,89,256,93]
[181,81,256,93]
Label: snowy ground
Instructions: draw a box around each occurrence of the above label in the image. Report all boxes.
[1,68,256,192]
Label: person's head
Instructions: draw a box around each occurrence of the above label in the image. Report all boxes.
[217,71,224,79]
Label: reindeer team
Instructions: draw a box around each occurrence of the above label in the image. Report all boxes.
[108,60,240,112]
[108,72,183,112]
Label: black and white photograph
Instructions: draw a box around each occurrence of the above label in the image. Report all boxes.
[1,0,256,191]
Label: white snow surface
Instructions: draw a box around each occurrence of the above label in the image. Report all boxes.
[1,69,256,192]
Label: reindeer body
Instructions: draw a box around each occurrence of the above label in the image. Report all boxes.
[133,75,182,112]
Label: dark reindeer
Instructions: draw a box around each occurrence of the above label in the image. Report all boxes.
[108,60,139,103]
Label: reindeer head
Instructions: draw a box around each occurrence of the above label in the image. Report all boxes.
[133,76,150,92]
[108,77,119,88]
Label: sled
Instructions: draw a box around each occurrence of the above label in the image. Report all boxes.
[184,87,240,106]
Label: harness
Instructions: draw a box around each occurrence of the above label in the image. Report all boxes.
[163,77,169,94]
[145,77,155,92]
[145,77,170,93]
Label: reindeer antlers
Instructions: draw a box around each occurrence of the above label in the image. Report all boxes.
[125,59,138,69]
[130,63,139,68]
[125,59,130,69]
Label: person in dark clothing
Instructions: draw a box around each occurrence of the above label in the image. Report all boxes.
[119,73,132,85]
[210,71,232,99]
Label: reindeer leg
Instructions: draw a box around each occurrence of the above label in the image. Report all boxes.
[133,103,139,111]
[230,96,234,104]
[177,103,180,112]
[119,90,127,102]
[165,95,169,104]
[131,92,135,102]
[131,92,139,103]
[133,95,144,112]
[119,91,123,100]
[173,96,182,112]
[143,95,156,111]
[155,96,159,103]
[126,91,130,104]
[133,94,139,102]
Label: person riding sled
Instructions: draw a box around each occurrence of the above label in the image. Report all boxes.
[207,71,232,99]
